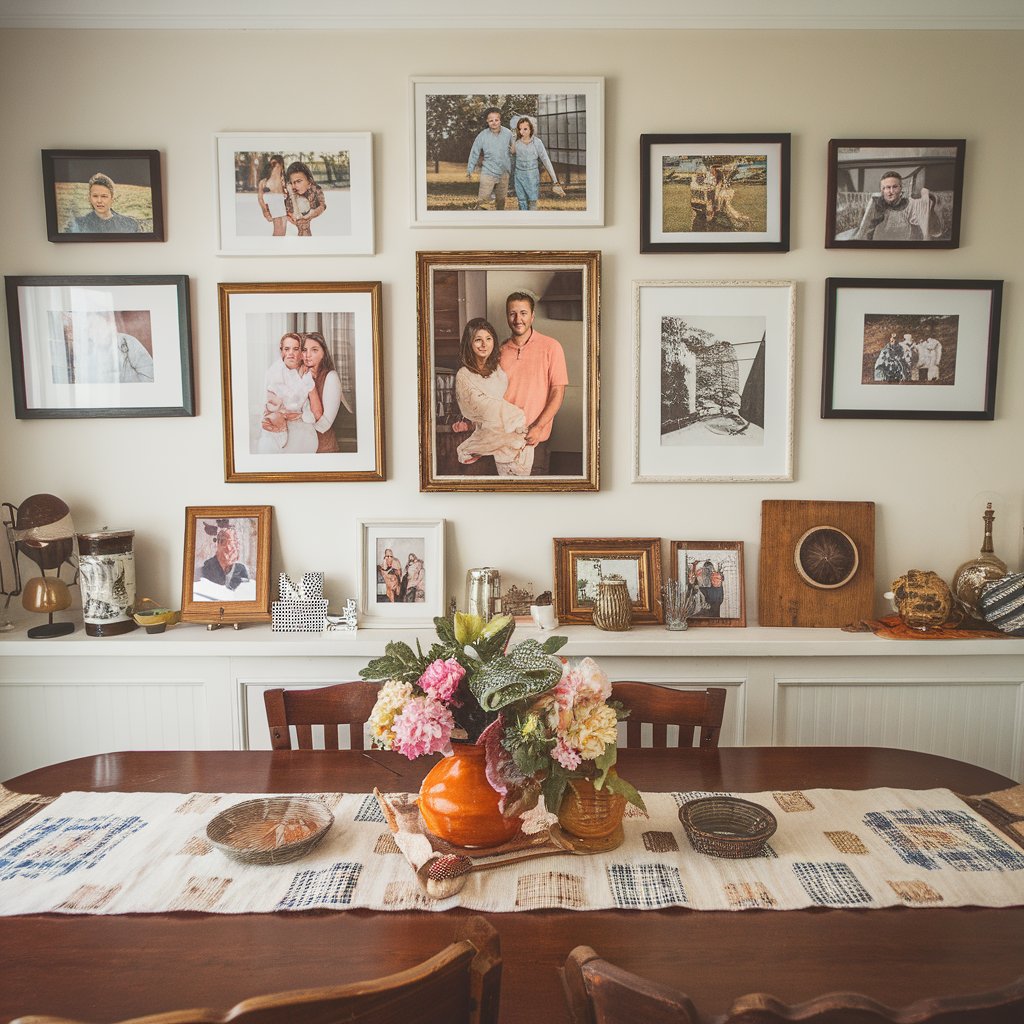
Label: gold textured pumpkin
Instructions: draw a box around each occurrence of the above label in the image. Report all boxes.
[890,570,953,631]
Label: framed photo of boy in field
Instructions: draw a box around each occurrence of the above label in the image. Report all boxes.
[410,77,604,227]
[42,149,164,243]
[640,134,790,253]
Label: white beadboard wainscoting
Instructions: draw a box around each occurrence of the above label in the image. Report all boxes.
[1,625,1022,783]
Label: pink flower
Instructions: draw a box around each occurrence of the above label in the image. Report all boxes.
[552,738,582,771]
[418,657,466,705]
[392,696,455,759]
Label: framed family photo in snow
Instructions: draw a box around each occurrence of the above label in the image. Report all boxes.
[632,280,795,482]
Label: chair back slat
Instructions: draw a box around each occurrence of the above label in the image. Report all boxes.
[610,683,727,749]
[263,682,382,751]
[562,945,1024,1024]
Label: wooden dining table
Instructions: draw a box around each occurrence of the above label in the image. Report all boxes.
[2,746,1022,1024]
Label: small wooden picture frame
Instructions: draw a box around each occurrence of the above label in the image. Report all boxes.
[553,537,662,624]
[180,506,272,625]
[669,540,746,627]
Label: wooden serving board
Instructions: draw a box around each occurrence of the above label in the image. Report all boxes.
[758,500,875,627]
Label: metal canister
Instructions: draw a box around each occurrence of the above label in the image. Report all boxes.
[465,567,502,619]
[76,528,137,636]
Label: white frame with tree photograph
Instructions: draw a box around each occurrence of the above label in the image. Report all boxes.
[357,518,446,628]
[633,279,795,482]
[410,77,604,227]
[215,132,374,255]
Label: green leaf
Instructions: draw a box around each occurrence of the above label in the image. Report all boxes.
[359,640,426,683]
[433,615,457,645]
[473,616,515,661]
[602,772,647,812]
[542,772,570,816]
[471,640,564,711]
[541,635,569,655]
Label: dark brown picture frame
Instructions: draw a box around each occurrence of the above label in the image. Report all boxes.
[825,139,965,249]
[42,149,164,243]
[553,537,662,625]
[669,540,746,628]
[640,133,790,253]
[180,505,272,626]
[822,277,1002,420]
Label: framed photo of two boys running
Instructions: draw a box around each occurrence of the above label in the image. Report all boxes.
[416,250,600,492]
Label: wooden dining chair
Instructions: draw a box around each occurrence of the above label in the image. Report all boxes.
[610,682,726,749]
[263,681,382,751]
[562,945,698,1024]
[14,918,501,1024]
[563,945,1024,1024]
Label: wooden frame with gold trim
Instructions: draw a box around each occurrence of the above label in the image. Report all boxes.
[553,537,662,624]
[416,250,600,492]
[180,505,272,625]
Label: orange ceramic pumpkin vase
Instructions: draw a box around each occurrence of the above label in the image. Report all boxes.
[418,741,521,849]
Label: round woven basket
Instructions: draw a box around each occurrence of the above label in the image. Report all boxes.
[206,797,334,865]
[679,796,777,859]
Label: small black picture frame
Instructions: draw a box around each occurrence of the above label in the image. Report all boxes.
[825,139,965,249]
[822,277,1002,420]
[640,133,790,253]
[42,149,165,242]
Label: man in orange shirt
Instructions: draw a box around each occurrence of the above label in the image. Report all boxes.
[498,291,568,475]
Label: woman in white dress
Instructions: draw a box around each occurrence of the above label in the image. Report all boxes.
[256,155,287,237]
[452,317,533,477]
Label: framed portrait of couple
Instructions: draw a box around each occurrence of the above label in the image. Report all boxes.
[214,132,374,255]
[218,281,385,483]
[180,505,272,626]
[410,77,604,227]
[416,250,600,493]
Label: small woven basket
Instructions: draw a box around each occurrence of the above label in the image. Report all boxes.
[679,796,777,859]
[206,797,334,865]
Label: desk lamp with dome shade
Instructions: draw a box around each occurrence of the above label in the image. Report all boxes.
[1,493,77,638]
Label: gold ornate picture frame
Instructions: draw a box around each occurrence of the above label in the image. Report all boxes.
[553,537,662,624]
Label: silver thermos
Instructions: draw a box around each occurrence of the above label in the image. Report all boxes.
[465,567,502,619]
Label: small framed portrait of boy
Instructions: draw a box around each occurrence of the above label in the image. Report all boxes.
[42,149,164,242]
[180,506,272,625]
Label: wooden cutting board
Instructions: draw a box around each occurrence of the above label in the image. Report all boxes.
[758,500,875,627]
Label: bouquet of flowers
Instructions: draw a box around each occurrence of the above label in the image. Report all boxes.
[362,612,643,817]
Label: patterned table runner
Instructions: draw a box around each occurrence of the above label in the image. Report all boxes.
[0,786,1022,915]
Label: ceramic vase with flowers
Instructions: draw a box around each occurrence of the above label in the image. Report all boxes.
[362,613,644,849]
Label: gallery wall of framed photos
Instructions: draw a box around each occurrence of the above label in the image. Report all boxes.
[0,20,1020,621]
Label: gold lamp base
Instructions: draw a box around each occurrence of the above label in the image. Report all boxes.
[22,575,74,639]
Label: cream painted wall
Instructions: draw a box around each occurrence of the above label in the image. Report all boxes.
[0,28,1020,619]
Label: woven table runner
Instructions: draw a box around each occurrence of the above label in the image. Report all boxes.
[0,786,1022,915]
